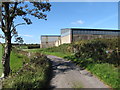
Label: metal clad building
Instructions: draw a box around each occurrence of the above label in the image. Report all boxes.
[61,28,119,44]
[41,28,119,48]
[61,28,72,44]
[41,35,61,48]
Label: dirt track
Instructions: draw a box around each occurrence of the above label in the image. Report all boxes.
[47,55,111,89]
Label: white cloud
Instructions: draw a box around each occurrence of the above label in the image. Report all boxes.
[19,34,33,37]
[23,35,33,37]
[71,20,84,25]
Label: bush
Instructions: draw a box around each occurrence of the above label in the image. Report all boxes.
[70,40,107,67]
[106,49,120,67]
[72,38,119,66]
[45,44,73,54]
[2,53,51,89]
[27,44,40,49]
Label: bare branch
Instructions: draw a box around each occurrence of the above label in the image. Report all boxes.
[10,23,26,33]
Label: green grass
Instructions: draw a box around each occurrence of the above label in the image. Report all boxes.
[0,44,3,76]
[10,49,29,73]
[25,48,71,58]
[0,45,29,76]
[24,49,41,52]
[3,53,51,89]
[0,45,52,88]
[87,63,119,88]
[41,51,70,58]
[16,45,28,49]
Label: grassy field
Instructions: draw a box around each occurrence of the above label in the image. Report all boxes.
[25,48,71,58]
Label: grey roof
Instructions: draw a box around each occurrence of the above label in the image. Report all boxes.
[61,28,120,31]
[41,35,61,37]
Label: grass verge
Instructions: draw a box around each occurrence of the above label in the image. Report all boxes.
[25,48,71,58]
[10,49,29,74]
[41,51,70,58]
[2,48,51,89]
[87,63,119,88]
[0,44,3,76]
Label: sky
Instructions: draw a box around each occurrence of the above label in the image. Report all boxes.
[0,2,119,44]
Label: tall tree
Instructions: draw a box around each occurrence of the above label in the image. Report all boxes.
[0,0,51,77]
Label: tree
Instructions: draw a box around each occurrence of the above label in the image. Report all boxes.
[0,0,51,77]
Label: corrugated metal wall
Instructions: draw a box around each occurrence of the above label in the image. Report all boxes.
[41,36,61,48]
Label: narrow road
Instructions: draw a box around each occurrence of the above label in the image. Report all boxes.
[47,55,110,89]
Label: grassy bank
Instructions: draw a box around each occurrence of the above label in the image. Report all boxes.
[0,46,29,76]
[87,63,119,88]
[0,44,3,76]
[10,49,29,74]
[2,47,51,89]
[3,53,51,89]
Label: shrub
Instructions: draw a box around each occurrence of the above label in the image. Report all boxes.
[44,44,73,54]
[27,44,40,49]
[72,40,107,66]
[106,49,120,67]
[2,53,51,89]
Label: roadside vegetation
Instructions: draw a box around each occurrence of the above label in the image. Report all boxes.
[0,44,3,76]
[1,45,51,89]
[13,44,40,49]
[0,45,29,76]
[28,38,119,88]
[26,44,72,58]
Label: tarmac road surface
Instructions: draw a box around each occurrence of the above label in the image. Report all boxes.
[47,55,111,89]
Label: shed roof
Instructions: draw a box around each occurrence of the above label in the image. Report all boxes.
[41,35,61,37]
[61,28,120,31]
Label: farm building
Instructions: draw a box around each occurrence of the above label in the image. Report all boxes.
[41,28,119,48]
[40,35,61,48]
[61,28,119,44]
